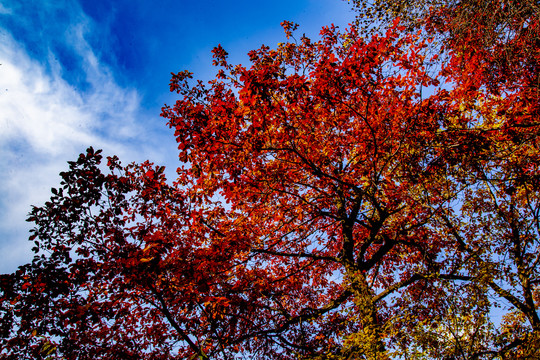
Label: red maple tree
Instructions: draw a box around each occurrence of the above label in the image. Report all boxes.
[1,3,539,358]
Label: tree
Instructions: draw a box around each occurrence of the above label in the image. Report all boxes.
[1,6,539,359]
[352,0,540,356]
[350,0,540,89]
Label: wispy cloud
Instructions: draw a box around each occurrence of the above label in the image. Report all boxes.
[0,5,176,273]
[0,3,11,15]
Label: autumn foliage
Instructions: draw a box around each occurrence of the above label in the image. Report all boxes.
[1,1,539,359]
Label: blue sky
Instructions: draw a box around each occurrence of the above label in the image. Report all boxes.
[0,0,356,273]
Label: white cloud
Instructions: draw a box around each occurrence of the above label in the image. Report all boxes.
[0,3,11,15]
[0,35,95,155]
[0,24,175,273]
